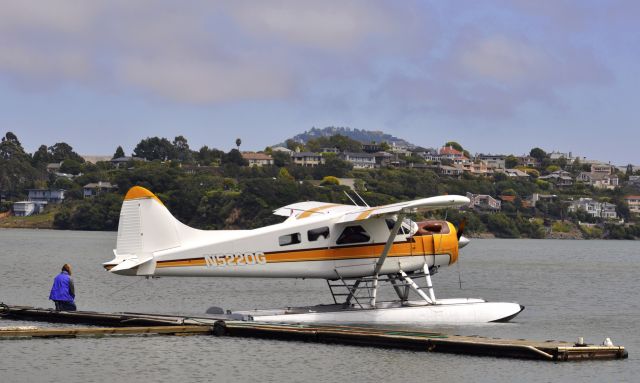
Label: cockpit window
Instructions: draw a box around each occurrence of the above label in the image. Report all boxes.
[336,225,370,245]
[308,227,330,241]
[279,233,301,246]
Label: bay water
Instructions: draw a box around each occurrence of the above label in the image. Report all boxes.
[0,229,638,382]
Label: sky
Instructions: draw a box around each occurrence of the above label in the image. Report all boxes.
[0,0,638,165]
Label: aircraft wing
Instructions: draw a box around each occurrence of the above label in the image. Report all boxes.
[337,195,470,223]
[273,195,469,222]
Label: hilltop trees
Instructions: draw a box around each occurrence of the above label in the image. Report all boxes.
[112,146,125,159]
[48,142,84,163]
[529,147,547,162]
[306,134,363,153]
[133,137,175,161]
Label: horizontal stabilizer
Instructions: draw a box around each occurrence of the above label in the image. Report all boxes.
[109,255,153,273]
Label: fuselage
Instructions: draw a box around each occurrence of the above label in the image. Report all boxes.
[104,186,463,279]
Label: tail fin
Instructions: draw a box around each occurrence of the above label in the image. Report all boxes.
[107,186,182,275]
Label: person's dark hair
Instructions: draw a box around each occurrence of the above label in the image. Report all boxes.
[61,264,72,274]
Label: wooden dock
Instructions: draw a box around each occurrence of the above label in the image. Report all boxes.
[0,304,628,361]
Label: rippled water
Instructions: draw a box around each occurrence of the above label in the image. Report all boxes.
[0,229,638,382]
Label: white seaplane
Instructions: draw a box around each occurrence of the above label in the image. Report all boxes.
[104,186,524,325]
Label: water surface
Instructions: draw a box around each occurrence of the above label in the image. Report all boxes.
[0,229,637,382]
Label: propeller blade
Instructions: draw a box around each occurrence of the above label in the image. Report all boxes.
[456,217,467,240]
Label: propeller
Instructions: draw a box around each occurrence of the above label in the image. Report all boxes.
[456,217,470,248]
[456,217,466,240]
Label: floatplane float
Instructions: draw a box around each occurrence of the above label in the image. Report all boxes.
[104,186,523,325]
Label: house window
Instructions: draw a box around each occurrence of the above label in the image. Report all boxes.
[308,227,330,241]
[336,226,370,245]
[279,233,301,246]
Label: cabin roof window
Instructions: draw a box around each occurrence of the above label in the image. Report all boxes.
[279,232,301,246]
[336,225,370,245]
[308,227,330,242]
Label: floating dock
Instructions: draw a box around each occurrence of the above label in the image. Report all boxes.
[0,304,628,362]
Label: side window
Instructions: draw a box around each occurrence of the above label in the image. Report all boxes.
[336,226,370,245]
[308,227,330,242]
[279,233,301,246]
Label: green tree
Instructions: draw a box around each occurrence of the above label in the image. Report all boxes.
[48,142,85,163]
[0,131,28,160]
[224,149,248,166]
[112,145,125,159]
[32,144,52,166]
[529,147,547,162]
[172,135,193,162]
[321,176,340,186]
[133,137,175,161]
[60,159,83,175]
[195,145,223,165]
[505,155,518,168]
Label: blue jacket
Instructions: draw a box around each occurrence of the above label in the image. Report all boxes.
[49,271,75,302]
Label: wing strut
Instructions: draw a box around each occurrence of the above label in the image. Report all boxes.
[370,213,405,307]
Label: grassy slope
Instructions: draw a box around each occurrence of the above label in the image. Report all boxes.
[0,206,59,229]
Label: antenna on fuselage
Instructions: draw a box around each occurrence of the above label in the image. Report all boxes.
[352,190,370,208]
[343,191,360,206]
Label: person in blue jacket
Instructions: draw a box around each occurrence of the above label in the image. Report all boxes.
[49,264,76,311]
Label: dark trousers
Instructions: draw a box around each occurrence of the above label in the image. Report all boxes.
[54,300,77,311]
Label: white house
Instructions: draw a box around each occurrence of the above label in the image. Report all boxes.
[13,201,37,216]
[340,152,376,169]
[27,189,65,203]
[466,192,501,211]
[568,198,618,219]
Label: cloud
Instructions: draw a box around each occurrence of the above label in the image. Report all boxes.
[225,1,393,51]
[0,0,618,118]
[0,0,423,104]
[373,24,612,120]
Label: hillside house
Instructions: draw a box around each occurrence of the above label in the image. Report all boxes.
[539,171,573,187]
[475,154,506,170]
[12,201,38,216]
[27,189,65,204]
[466,192,501,211]
[242,152,273,167]
[438,165,463,176]
[340,152,376,169]
[590,163,613,174]
[568,198,617,219]
[373,151,394,167]
[83,182,117,198]
[623,195,640,215]
[502,168,530,178]
[518,156,539,168]
[292,152,324,167]
[270,146,292,154]
[577,172,619,190]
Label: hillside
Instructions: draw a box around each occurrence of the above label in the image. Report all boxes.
[280,127,416,148]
